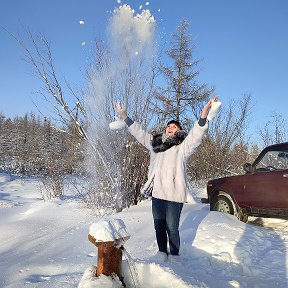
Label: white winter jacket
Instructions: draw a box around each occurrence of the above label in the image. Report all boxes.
[128,121,208,203]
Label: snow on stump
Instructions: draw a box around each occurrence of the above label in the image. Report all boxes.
[88,218,130,280]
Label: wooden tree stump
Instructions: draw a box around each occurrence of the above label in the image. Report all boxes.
[88,234,129,278]
[88,218,130,285]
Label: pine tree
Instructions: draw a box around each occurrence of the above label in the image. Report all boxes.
[154,19,213,129]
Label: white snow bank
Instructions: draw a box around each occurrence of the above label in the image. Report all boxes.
[122,260,197,288]
[192,211,288,281]
[78,259,197,288]
[78,266,123,288]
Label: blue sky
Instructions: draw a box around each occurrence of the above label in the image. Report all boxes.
[1,0,288,134]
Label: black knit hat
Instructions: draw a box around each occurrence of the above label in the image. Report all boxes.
[166,120,182,130]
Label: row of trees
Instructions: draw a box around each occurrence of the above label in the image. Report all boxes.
[0,113,83,174]
[4,18,287,213]
[0,113,84,198]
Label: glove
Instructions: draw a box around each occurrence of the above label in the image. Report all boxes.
[207,101,222,121]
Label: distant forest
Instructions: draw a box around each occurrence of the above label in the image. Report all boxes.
[0,113,84,176]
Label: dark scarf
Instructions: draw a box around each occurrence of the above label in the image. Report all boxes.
[151,130,188,153]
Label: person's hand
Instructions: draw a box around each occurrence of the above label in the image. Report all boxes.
[113,102,127,120]
[201,96,218,119]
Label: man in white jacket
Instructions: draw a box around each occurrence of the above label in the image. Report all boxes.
[114,96,217,260]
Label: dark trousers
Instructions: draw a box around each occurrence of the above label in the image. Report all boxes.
[152,197,183,255]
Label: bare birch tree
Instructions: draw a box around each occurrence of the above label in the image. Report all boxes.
[8,22,157,211]
[4,28,87,138]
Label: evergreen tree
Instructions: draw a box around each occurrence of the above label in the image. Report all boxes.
[154,19,213,129]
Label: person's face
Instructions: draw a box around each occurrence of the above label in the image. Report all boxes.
[165,123,180,137]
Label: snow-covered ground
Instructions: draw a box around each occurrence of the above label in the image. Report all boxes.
[1,172,288,288]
